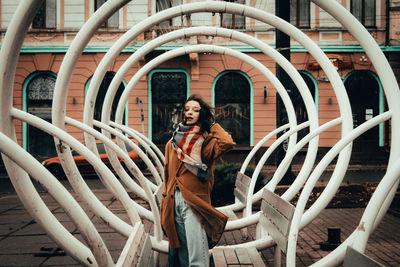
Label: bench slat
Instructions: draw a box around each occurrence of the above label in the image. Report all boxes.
[212,247,266,267]
[234,173,251,204]
[262,189,294,219]
[234,188,246,204]
[237,172,251,186]
[235,247,252,265]
[260,200,292,237]
[137,234,154,267]
[224,247,239,264]
[259,189,296,254]
[259,212,289,253]
[343,246,384,267]
[116,222,145,267]
[212,248,228,267]
[246,247,265,266]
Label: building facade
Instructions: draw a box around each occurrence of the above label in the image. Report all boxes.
[1,0,399,162]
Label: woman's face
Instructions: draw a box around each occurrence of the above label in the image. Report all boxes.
[184,100,201,125]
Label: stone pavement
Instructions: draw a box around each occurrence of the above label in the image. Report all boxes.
[0,188,399,266]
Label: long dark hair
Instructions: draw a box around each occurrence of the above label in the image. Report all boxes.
[181,94,215,131]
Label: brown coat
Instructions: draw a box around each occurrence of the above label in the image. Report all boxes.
[160,123,236,248]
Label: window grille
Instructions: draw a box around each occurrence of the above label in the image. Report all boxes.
[215,72,250,145]
[151,71,187,145]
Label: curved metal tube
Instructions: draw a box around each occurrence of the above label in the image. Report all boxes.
[100,25,318,215]
[11,108,140,232]
[287,111,392,266]
[64,117,155,218]
[223,117,342,231]
[109,121,165,183]
[1,0,398,264]
[0,133,110,267]
[311,158,400,267]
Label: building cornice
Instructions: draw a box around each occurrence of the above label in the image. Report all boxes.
[14,45,400,54]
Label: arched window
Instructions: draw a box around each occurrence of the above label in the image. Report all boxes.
[88,72,126,130]
[214,71,251,146]
[292,71,317,142]
[344,70,382,148]
[25,72,57,158]
[149,70,189,145]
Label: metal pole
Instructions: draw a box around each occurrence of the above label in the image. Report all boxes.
[275,0,294,184]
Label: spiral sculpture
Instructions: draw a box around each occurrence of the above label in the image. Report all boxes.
[0,1,399,266]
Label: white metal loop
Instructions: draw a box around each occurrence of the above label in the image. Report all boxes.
[0,1,398,266]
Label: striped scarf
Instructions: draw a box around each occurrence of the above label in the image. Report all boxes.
[171,122,209,181]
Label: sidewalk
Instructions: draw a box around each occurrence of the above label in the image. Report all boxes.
[0,188,399,266]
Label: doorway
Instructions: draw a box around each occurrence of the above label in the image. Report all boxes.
[344,70,380,150]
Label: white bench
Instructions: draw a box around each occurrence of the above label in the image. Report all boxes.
[343,246,385,267]
[257,188,295,266]
[116,221,154,267]
[211,246,265,267]
[222,172,252,239]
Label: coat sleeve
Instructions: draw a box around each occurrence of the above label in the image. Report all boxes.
[202,123,236,161]
[162,141,171,196]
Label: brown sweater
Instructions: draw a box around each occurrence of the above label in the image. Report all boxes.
[160,123,236,248]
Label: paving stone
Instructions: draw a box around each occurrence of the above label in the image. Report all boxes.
[0,235,55,254]
[0,253,45,266]
[10,221,76,236]
[0,190,399,266]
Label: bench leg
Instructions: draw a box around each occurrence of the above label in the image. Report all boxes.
[274,245,282,267]
[255,222,264,239]
[240,208,249,239]
[225,209,249,240]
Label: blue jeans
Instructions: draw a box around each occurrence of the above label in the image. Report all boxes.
[169,186,209,267]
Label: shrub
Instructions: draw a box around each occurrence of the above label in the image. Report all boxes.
[211,163,266,206]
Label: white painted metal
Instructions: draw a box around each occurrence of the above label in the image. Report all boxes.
[50,0,137,244]
[224,117,341,230]
[82,8,354,255]
[74,5,351,249]
[313,0,400,253]
[92,120,162,189]
[116,44,296,151]
[64,117,157,209]
[221,112,392,253]
[82,1,347,199]
[100,25,319,216]
[243,121,310,215]
[0,1,108,265]
[285,0,400,265]
[8,108,173,258]
[11,109,141,225]
[239,124,290,174]
[287,111,393,266]
[82,2,182,199]
[109,121,165,182]
[1,0,398,265]
[0,132,109,267]
[104,3,354,230]
[312,156,400,267]
[217,124,290,213]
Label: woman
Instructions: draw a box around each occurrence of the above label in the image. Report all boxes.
[160,95,236,266]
